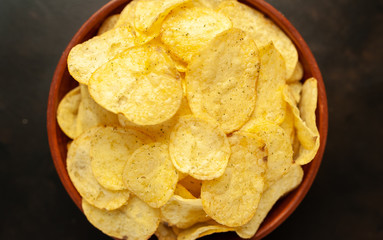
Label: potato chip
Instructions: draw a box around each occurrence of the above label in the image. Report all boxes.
[134,0,189,34]
[283,79,319,166]
[67,26,137,85]
[196,0,231,9]
[90,126,152,191]
[161,195,210,228]
[201,132,266,227]
[114,0,137,29]
[89,43,183,126]
[118,97,191,141]
[169,116,230,180]
[57,86,81,139]
[218,0,298,79]
[287,61,304,83]
[161,3,232,63]
[236,164,304,238]
[67,127,130,210]
[155,222,177,240]
[76,84,119,136]
[288,81,303,104]
[82,196,160,240]
[177,222,234,240]
[174,184,196,199]
[123,142,178,208]
[179,175,202,198]
[242,42,286,130]
[280,106,295,145]
[97,14,120,35]
[244,121,293,188]
[186,28,259,133]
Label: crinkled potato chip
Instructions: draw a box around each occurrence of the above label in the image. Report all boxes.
[186,28,259,133]
[179,176,202,198]
[135,0,189,34]
[123,142,178,208]
[236,164,304,238]
[90,126,152,190]
[161,3,232,63]
[287,61,304,83]
[169,116,230,180]
[161,195,210,228]
[67,26,137,85]
[82,196,160,240]
[242,42,286,130]
[118,97,191,141]
[155,222,177,240]
[174,183,196,199]
[244,121,293,188]
[97,14,120,35]
[177,222,234,240]
[67,127,130,210]
[57,86,81,139]
[89,43,183,126]
[288,81,303,104]
[218,0,298,79]
[76,84,119,136]
[201,132,266,227]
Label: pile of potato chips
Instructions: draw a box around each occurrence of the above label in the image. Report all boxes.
[57,0,320,239]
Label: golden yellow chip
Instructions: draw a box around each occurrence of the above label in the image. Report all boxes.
[179,176,202,198]
[134,0,189,34]
[244,121,293,188]
[123,142,178,208]
[89,43,183,126]
[57,86,81,139]
[242,42,286,130]
[67,127,130,210]
[288,81,303,104]
[280,106,295,145]
[114,0,137,29]
[89,126,152,191]
[236,164,304,238]
[201,132,266,227]
[118,97,191,141]
[67,26,137,85]
[287,61,304,83]
[174,184,196,199]
[76,84,119,136]
[155,223,177,240]
[161,195,210,228]
[186,28,259,133]
[195,0,230,9]
[283,78,319,165]
[97,14,120,35]
[218,0,298,79]
[169,116,230,180]
[177,222,234,240]
[161,3,232,63]
[82,196,160,240]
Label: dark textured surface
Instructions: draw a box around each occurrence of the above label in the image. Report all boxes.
[0,0,382,239]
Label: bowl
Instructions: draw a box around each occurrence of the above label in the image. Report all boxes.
[47,0,328,239]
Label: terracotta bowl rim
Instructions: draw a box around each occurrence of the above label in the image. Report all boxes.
[47,0,328,239]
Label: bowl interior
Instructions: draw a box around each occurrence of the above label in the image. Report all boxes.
[47,0,328,239]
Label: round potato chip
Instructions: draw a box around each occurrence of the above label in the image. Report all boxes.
[82,196,160,240]
[90,126,152,191]
[123,142,178,208]
[160,195,210,228]
[67,127,130,210]
[218,0,298,79]
[169,116,230,180]
[177,222,234,240]
[186,28,259,133]
[97,14,120,35]
[76,84,119,136]
[161,3,232,63]
[89,43,183,126]
[236,164,304,238]
[57,86,81,139]
[201,132,266,227]
[67,26,137,85]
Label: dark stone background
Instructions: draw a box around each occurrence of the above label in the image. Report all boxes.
[0,0,382,239]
